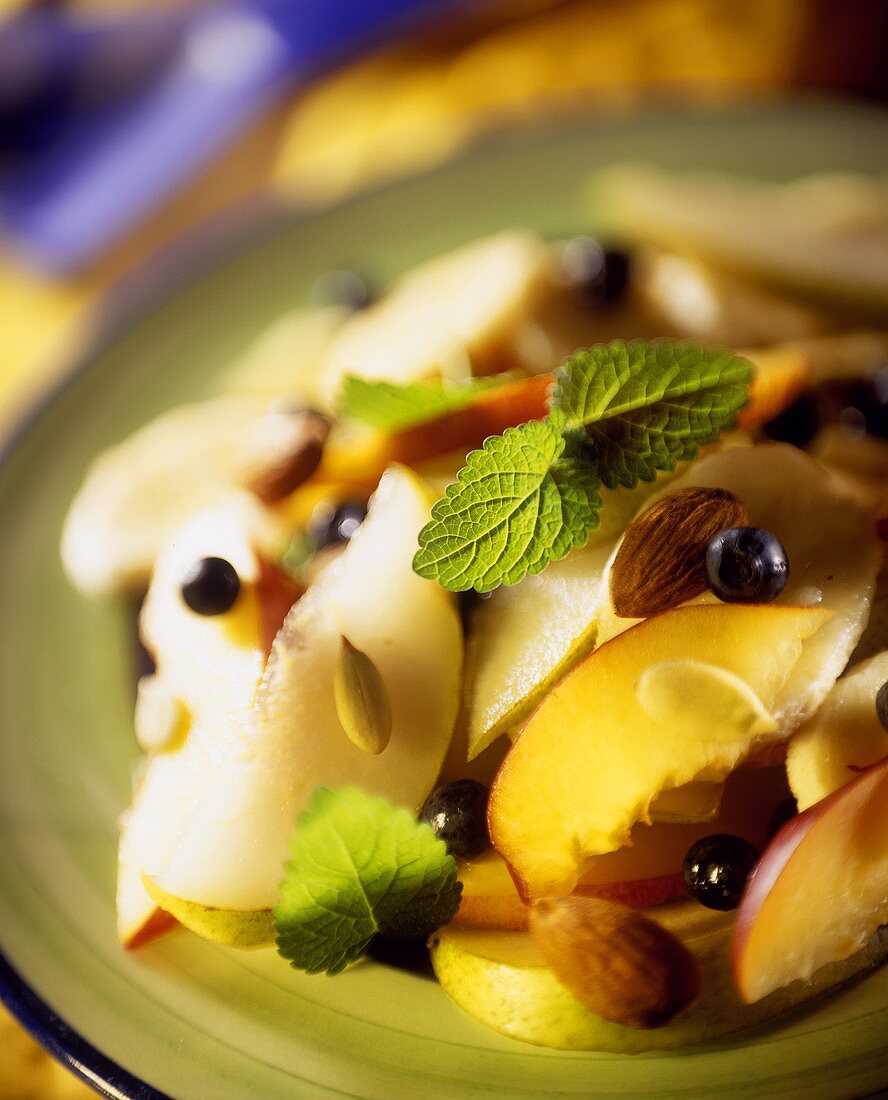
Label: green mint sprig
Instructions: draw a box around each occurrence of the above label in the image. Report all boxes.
[274,787,461,975]
[413,340,751,592]
[341,374,513,432]
[341,374,514,433]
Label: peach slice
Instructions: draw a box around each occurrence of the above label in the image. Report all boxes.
[734,757,888,1003]
[489,604,830,899]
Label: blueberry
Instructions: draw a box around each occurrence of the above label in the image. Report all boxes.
[309,500,368,550]
[705,526,789,604]
[180,557,240,616]
[310,268,376,312]
[561,237,631,308]
[419,780,490,860]
[683,834,759,911]
[877,681,888,732]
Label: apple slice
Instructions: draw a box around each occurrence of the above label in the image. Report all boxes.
[148,465,463,912]
[61,396,318,595]
[734,757,888,1003]
[787,651,888,811]
[430,899,888,1052]
[489,604,830,899]
[318,230,559,402]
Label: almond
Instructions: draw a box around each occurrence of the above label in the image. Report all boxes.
[249,408,331,503]
[609,487,748,618]
[529,896,702,1029]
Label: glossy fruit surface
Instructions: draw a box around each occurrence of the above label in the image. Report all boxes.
[705,526,789,604]
[561,237,631,307]
[420,780,490,859]
[309,500,367,548]
[180,556,241,615]
[683,834,759,911]
[877,680,888,731]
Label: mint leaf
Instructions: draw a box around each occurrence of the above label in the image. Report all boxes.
[553,341,752,488]
[412,415,601,592]
[274,787,461,975]
[412,340,752,592]
[341,374,512,432]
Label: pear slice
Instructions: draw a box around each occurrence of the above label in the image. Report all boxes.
[222,303,349,407]
[318,230,558,402]
[464,478,670,759]
[430,901,888,1052]
[143,876,275,948]
[632,247,827,345]
[464,541,612,760]
[61,395,315,595]
[149,465,462,912]
[117,494,278,946]
[589,164,888,313]
[787,651,888,811]
[597,444,882,732]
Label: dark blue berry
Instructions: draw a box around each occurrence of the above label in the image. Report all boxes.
[180,557,240,615]
[310,269,376,312]
[705,526,789,604]
[683,834,759,911]
[309,501,367,549]
[562,237,631,308]
[419,780,490,859]
[877,681,888,732]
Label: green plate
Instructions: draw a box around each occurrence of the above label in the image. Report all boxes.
[2,102,888,1100]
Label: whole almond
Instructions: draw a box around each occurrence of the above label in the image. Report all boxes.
[529,896,702,1029]
[250,409,331,503]
[609,487,748,618]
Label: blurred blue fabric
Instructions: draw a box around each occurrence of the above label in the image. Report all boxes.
[0,0,465,273]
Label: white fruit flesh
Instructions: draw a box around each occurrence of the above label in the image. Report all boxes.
[787,651,888,811]
[222,303,348,407]
[318,230,558,402]
[598,444,881,734]
[734,758,888,1003]
[151,465,462,910]
[464,540,613,759]
[117,495,274,944]
[61,396,299,595]
[590,164,888,311]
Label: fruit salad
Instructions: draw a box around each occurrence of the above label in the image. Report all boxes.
[61,166,888,1053]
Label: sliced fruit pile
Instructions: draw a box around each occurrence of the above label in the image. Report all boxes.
[61,168,888,1055]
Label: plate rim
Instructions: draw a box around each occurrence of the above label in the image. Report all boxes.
[0,950,167,1100]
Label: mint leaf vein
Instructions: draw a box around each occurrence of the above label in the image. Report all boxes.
[412,340,751,592]
[413,416,601,592]
[274,787,461,975]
